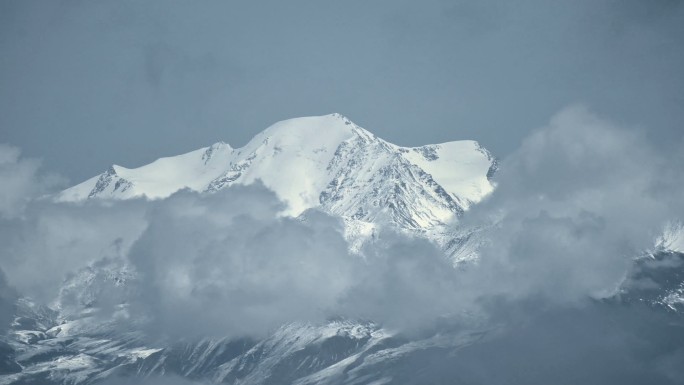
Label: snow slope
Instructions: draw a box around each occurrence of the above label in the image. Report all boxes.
[656,221,684,254]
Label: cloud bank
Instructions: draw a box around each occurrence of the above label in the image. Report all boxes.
[457,106,684,307]
[0,146,460,337]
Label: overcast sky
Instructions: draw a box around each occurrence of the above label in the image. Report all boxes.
[1,4,684,381]
[1,0,682,182]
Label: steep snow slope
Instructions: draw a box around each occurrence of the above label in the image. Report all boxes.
[58,114,495,232]
[656,221,684,254]
[57,143,235,202]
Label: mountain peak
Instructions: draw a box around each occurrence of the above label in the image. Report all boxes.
[257,114,367,144]
[58,115,496,233]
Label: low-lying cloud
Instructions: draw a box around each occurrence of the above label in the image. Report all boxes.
[0,143,64,219]
[0,148,459,337]
[89,187,461,338]
[0,269,17,333]
[127,187,356,338]
[458,105,684,308]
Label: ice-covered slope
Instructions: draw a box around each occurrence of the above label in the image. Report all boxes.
[59,114,496,232]
[656,221,684,254]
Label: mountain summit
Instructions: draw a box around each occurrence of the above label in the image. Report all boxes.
[59,114,497,232]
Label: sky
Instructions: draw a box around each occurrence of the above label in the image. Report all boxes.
[1,0,682,183]
[2,2,684,382]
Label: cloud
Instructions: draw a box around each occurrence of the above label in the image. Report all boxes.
[0,143,49,219]
[375,302,684,385]
[0,198,148,303]
[457,105,684,309]
[125,186,355,338]
[0,178,457,338]
[340,232,462,332]
[0,268,17,333]
[117,185,461,338]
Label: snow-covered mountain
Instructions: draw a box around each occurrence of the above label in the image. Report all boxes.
[4,114,684,385]
[0,114,505,384]
[58,113,496,234]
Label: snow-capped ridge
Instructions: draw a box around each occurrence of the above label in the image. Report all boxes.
[58,114,496,235]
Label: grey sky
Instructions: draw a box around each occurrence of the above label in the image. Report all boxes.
[1,0,682,182]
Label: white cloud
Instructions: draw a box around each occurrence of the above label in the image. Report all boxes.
[458,105,684,306]
[0,143,42,219]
